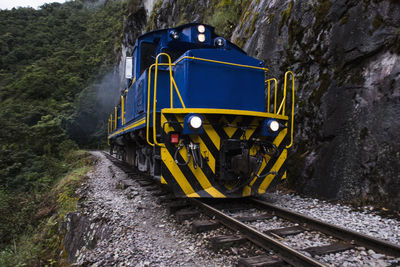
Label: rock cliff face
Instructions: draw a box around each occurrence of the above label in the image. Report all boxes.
[233,0,400,209]
[123,0,400,209]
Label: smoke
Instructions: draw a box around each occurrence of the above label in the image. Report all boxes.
[95,67,122,116]
[65,67,122,147]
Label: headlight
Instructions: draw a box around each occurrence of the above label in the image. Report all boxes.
[189,116,203,129]
[197,25,205,33]
[198,34,206,42]
[170,30,179,39]
[268,120,280,132]
[214,37,225,47]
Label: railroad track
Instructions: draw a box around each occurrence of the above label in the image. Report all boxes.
[191,198,400,266]
[103,152,400,266]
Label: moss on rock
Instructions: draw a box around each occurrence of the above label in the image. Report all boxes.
[279,0,294,32]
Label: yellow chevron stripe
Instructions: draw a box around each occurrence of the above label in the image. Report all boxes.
[223,116,241,138]
[258,149,287,194]
[273,127,287,146]
[161,175,167,184]
[245,129,288,196]
[191,134,216,174]
[245,118,260,140]
[161,149,199,197]
[242,186,251,197]
[204,119,220,150]
[178,143,225,198]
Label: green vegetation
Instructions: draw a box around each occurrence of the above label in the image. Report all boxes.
[147,0,250,46]
[0,151,93,266]
[373,14,383,30]
[312,0,332,31]
[0,0,125,264]
[204,0,249,38]
[279,0,293,32]
[340,12,349,25]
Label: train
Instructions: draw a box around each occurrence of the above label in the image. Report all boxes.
[107,23,295,198]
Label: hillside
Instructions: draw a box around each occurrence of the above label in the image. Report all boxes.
[0,0,126,264]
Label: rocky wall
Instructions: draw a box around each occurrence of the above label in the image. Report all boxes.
[232,0,400,209]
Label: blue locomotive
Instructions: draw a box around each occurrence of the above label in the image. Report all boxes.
[108,23,295,198]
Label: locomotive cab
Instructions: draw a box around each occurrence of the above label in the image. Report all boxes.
[108,23,295,198]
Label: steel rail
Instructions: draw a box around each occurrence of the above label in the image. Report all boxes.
[191,199,327,267]
[250,198,400,257]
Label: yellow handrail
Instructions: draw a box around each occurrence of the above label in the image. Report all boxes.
[283,71,295,148]
[146,64,155,146]
[265,78,278,113]
[153,54,169,147]
[174,56,268,72]
[146,54,187,147]
[114,107,117,130]
[121,95,125,125]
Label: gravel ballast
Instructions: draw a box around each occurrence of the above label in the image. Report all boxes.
[68,152,245,266]
[262,192,400,244]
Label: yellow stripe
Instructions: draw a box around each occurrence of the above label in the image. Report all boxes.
[162,108,289,120]
[273,128,287,147]
[191,134,216,174]
[178,143,225,198]
[242,186,251,197]
[245,117,260,140]
[161,175,167,184]
[108,117,146,139]
[204,119,220,151]
[174,56,268,71]
[161,149,199,197]
[249,129,287,187]
[223,116,241,138]
[258,149,287,194]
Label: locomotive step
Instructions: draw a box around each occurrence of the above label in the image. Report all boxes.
[191,220,220,233]
[210,235,247,250]
[303,242,354,256]
[237,255,283,267]
[265,226,305,237]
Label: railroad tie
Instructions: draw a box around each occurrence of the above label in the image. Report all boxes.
[265,226,305,237]
[166,201,190,215]
[303,242,354,256]
[191,220,220,233]
[210,235,247,250]
[175,208,200,223]
[237,255,283,267]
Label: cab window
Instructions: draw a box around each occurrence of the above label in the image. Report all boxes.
[140,42,157,75]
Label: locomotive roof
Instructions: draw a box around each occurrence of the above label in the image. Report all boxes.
[136,23,246,54]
